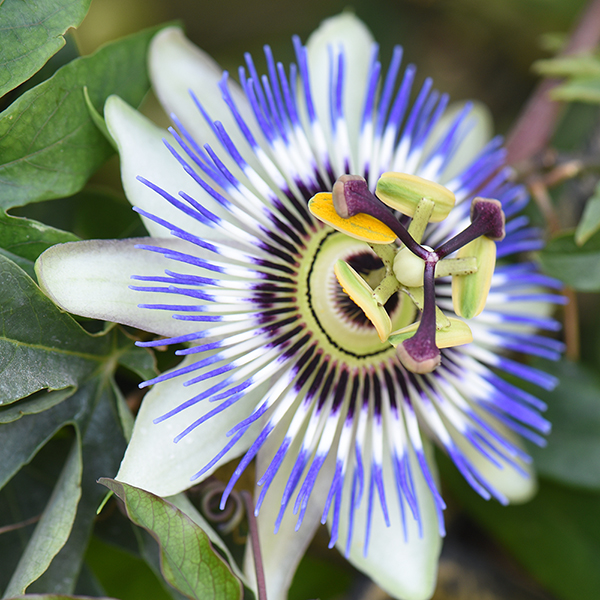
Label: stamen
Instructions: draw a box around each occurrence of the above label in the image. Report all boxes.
[396,258,441,374]
[436,198,506,259]
[331,175,427,259]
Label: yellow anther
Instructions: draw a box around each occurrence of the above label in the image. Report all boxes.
[309,192,397,244]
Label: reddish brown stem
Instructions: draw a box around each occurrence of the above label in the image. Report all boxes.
[241,490,267,600]
[506,0,600,166]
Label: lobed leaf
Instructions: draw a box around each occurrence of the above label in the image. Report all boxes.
[0,212,78,262]
[99,479,242,600]
[0,24,167,209]
[4,441,83,598]
[0,254,111,405]
[0,0,91,98]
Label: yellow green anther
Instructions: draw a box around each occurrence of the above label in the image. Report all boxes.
[334,260,392,342]
[388,318,473,349]
[308,192,397,244]
[452,235,497,319]
[375,172,456,222]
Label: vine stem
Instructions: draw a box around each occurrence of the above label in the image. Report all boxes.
[505,0,600,166]
[241,490,268,600]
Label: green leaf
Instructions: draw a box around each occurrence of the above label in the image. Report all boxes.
[99,479,242,600]
[11,188,146,241]
[525,360,600,490]
[442,459,600,600]
[533,54,600,78]
[4,441,82,597]
[0,387,76,424]
[0,0,91,98]
[28,383,128,595]
[0,433,75,595]
[0,212,78,262]
[575,185,600,246]
[551,76,600,103]
[0,254,112,405]
[538,229,600,291]
[0,24,166,209]
[85,536,175,600]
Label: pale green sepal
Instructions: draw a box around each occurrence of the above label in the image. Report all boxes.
[389,318,473,349]
[376,172,455,222]
[333,444,441,600]
[334,260,392,342]
[104,95,229,241]
[84,86,117,150]
[305,13,374,171]
[35,238,203,338]
[116,355,268,497]
[452,236,496,319]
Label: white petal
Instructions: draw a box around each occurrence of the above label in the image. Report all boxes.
[104,95,228,239]
[244,418,335,600]
[149,28,265,171]
[433,101,493,184]
[306,13,375,163]
[117,354,267,497]
[35,238,200,337]
[456,415,537,504]
[334,446,442,600]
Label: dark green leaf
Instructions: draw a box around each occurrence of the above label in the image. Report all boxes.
[100,479,242,600]
[525,360,600,489]
[11,188,146,241]
[29,383,127,595]
[0,254,113,405]
[575,186,600,246]
[442,459,600,600]
[0,387,76,424]
[538,229,600,290]
[0,434,74,596]
[0,0,91,98]
[4,441,82,597]
[0,212,78,262]
[85,536,174,600]
[551,76,600,103]
[0,24,166,209]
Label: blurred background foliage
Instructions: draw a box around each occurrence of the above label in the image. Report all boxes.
[3,0,600,599]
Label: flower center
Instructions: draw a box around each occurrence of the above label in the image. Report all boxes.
[308,173,506,373]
